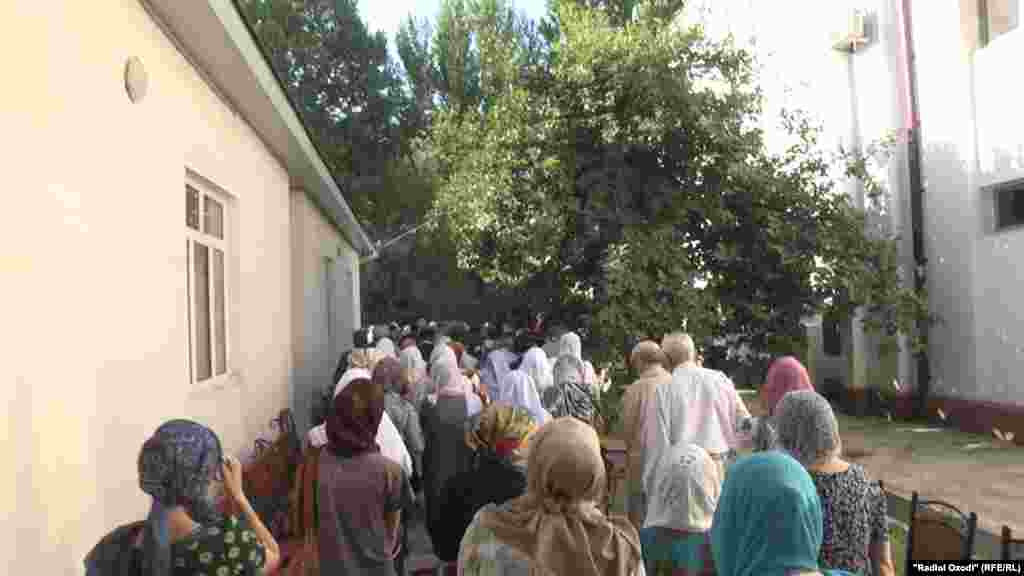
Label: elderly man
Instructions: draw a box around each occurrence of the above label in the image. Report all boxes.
[620,340,673,530]
[644,332,751,487]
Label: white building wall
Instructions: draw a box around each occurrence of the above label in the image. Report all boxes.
[913,0,1024,404]
[675,0,912,394]
[1,1,292,572]
[678,0,1024,407]
[290,190,361,435]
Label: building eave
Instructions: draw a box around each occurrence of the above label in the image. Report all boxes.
[141,0,377,258]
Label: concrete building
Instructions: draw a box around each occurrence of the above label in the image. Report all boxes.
[675,0,1024,436]
[1,0,375,572]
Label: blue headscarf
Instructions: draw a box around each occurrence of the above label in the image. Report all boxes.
[711,452,823,576]
[137,420,224,576]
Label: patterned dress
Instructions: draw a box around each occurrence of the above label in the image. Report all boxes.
[171,514,266,576]
[809,464,889,576]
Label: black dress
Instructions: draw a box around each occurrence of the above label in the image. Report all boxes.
[432,453,528,562]
[421,396,475,553]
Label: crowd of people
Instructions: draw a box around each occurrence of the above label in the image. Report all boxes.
[86,318,895,576]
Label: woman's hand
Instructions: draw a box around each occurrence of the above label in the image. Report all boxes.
[470,373,490,404]
[221,455,246,505]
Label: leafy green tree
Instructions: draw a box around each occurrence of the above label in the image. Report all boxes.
[428,0,935,387]
[240,0,411,223]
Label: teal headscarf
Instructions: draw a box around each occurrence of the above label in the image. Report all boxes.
[711,452,823,576]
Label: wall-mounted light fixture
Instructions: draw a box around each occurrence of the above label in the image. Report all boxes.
[125,57,148,103]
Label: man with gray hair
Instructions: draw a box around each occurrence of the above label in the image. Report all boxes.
[620,340,672,529]
[644,332,751,486]
[661,332,696,371]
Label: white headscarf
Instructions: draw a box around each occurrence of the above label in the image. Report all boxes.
[430,358,482,416]
[558,331,598,390]
[482,348,517,397]
[552,355,585,389]
[400,346,427,375]
[644,443,722,532]
[306,368,413,475]
[499,370,550,425]
[558,332,584,360]
[375,337,397,359]
[521,347,554,395]
[429,341,456,368]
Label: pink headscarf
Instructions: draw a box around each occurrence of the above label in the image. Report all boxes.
[760,356,814,414]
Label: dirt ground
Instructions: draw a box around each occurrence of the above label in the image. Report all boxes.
[741,391,1024,535]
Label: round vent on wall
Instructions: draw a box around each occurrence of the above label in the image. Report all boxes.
[125,57,148,103]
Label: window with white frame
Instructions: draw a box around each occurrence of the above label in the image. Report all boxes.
[186,181,230,383]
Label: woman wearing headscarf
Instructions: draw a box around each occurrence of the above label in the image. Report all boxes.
[544,354,596,424]
[428,340,458,381]
[742,356,816,451]
[319,367,415,575]
[480,334,518,403]
[711,452,853,576]
[496,345,552,425]
[641,444,721,576]
[426,349,483,415]
[774,391,894,576]
[558,331,600,393]
[521,345,554,397]
[84,420,280,576]
[308,370,414,479]
[431,404,537,566]
[621,341,673,530]
[459,417,646,576]
[376,357,425,489]
[376,337,398,359]
[399,345,430,410]
[420,358,481,556]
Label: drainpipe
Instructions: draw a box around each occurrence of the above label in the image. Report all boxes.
[898,0,931,418]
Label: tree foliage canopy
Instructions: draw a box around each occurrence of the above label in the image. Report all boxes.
[240,0,935,372]
[426,0,934,366]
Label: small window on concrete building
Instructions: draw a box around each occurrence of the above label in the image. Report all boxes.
[979,0,1019,47]
[824,313,842,357]
[186,180,231,384]
[994,180,1024,232]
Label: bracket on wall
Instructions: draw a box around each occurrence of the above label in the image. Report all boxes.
[832,9,876,54]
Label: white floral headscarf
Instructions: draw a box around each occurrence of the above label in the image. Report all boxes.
[644,443,722,532]
[773,390,842,466]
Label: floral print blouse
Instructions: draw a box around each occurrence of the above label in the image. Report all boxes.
[809,464,888,576]
[171,514,266,576]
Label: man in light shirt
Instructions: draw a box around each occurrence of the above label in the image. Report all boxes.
[643,332,751,490]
